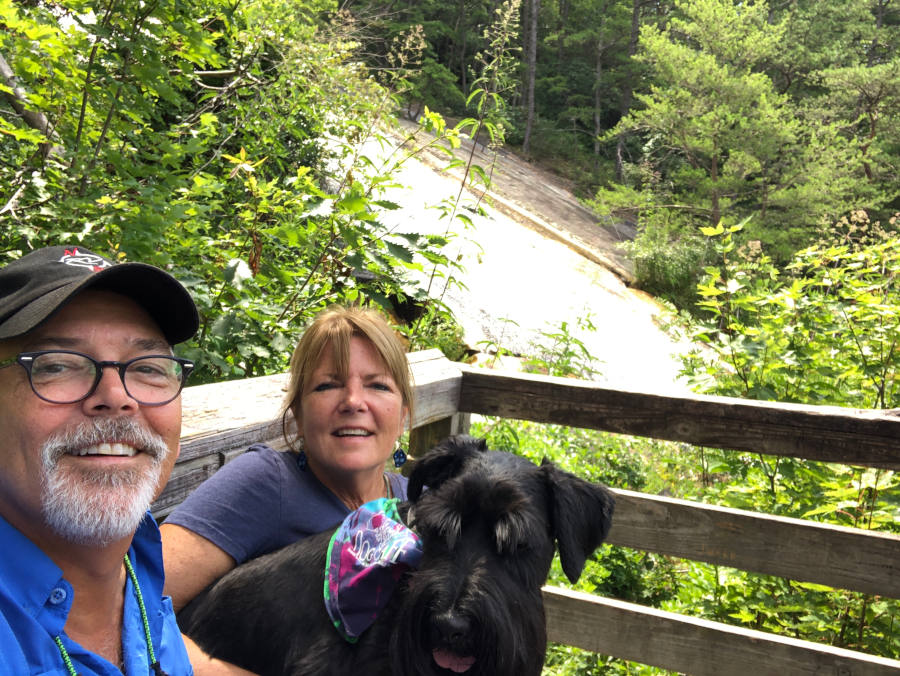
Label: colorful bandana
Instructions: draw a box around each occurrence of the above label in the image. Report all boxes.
[324,498,423,642]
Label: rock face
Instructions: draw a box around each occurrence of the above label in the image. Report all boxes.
[377,120,693,393]
[396,117,636,283]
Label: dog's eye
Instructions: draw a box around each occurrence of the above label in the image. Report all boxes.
[494,513,530,555]
[417,526,454,552]
[415,511,461,551]
[496,534,530,556]
[412,519,443,542]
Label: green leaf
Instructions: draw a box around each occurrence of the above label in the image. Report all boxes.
[700,224,725,236]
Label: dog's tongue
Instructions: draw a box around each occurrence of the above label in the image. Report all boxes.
[432,649,476,673]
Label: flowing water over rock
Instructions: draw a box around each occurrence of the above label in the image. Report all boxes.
[374,122,695,394]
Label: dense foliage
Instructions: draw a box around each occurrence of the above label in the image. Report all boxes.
[1,0,484,381]
[670,218,900,666]
[597,0,900,296]
[684,216,900,408]
[343,0,899,303]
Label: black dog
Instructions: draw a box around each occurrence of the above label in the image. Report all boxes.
[178,435,615,675]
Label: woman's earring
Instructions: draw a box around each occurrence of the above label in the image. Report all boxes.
[296,437,307,471]
[392,446,407,468]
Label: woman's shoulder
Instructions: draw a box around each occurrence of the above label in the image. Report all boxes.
[388,471,410,501]
[244,442,290,460]
[233,443,303,474]
[171,444,299,507]
[166,444,312,561]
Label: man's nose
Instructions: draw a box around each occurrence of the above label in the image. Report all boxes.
[81,366,137,414]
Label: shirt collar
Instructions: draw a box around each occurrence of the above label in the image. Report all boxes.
[0,512,163,615]
[0,514,65,620]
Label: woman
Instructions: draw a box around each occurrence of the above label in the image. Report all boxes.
[161,305,414,611]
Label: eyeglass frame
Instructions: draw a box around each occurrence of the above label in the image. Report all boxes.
[0,349,195,406]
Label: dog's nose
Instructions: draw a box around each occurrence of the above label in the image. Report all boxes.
[433,611,471,643]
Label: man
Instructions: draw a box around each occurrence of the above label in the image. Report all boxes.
[0,246,252,675]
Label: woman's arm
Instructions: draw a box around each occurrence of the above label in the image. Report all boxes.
[161,523,236,612]
[159,446,289,610]
[181,633,259,675]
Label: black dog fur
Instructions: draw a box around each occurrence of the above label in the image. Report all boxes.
[177,435,615,675]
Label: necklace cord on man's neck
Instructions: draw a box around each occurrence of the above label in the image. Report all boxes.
[124,553,167,675]
[54,553,168,676]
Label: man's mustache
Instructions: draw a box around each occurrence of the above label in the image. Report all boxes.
[41,417,170,466]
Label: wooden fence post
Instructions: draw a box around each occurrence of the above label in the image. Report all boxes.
[408,413,471,457]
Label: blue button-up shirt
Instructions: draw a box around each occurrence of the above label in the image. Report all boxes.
[0,512,193,675]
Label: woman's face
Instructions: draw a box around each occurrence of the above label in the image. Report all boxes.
[297,336,407,480]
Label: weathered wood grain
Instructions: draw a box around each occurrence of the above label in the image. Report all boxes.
[609,489,900,598]
[405,349,464,428]
[458,365,900,469]
[409,413,471,456]
[179,372,290,459]
[543,587,900,676]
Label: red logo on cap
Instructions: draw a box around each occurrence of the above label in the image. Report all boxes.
[59,248,112,272]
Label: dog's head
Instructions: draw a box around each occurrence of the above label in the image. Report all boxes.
[407,434,615,583]
[392,435,615,676]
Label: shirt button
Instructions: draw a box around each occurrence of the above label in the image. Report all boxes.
[49,587,67,605]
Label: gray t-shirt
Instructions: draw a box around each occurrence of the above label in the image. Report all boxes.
[165,444,409,564]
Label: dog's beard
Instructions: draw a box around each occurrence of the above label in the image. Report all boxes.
[40,418,171,545]
[391,564,549,676]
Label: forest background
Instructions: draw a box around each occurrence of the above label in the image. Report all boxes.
[1,0,898,672]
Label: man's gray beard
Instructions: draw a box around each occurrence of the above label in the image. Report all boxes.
[40,418,171,545]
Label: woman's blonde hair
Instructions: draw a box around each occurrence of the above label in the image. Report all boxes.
[281,305,413,449]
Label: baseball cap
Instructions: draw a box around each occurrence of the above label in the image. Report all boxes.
[0,246,199,344]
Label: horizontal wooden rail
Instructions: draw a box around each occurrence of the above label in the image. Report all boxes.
[543,587,900,676]
[609,489,900,598]
[458,366,900,470]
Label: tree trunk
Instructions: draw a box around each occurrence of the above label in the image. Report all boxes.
[868,0,887,67]
[522,0,540,154]
[452,0,470,96]
[557,0,570,62]
[593,34,605,159]
[615,0,644,181]
[710,146,720,226]
[0,51,62,160]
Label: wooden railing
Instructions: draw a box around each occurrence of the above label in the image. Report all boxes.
[155,349,900,675]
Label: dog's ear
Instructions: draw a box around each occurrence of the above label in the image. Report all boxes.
[407,435,488,501]
[540,459,615,584]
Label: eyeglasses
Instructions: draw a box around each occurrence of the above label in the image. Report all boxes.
[0,350,194,406]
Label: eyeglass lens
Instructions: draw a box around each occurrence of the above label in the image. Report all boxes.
[28,352,186,405]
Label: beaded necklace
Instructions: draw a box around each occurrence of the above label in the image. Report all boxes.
[53,553,167,676]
